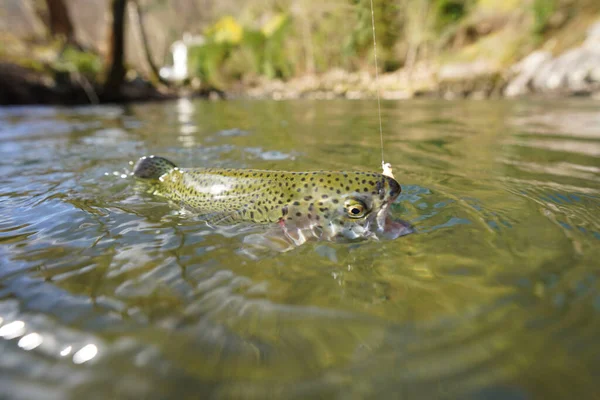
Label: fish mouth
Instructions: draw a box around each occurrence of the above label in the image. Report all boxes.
[374,202,414,239]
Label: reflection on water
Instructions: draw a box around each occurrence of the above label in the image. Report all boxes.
[0,99,600,399]
[0,313,99,363]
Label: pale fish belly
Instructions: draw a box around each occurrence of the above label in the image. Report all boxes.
[239,211,414,257]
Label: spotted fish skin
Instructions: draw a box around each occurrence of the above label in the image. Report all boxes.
[133,155,408,241]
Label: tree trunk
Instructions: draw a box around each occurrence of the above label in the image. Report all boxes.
[130,0,168,85]
[104,0,128,98]
[45,0,77,45]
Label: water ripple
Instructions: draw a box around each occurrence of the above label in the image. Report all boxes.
[1,100,600,399]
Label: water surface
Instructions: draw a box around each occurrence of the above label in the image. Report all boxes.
[1,98,600,399]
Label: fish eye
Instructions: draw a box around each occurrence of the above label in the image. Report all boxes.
[344,199,368,218]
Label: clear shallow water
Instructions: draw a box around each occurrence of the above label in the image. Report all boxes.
[1,98,600,399]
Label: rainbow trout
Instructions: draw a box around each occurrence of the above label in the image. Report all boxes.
[133,155,412,246]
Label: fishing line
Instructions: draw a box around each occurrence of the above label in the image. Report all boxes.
[369,0,386,169]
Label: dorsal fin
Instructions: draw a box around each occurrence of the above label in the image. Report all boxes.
[133,156,176,180]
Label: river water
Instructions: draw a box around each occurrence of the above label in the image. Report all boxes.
[1,98,599,399]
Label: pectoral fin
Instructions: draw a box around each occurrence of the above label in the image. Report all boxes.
[202,210,244,226]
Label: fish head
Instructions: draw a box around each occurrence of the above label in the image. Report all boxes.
[284,172,412,241]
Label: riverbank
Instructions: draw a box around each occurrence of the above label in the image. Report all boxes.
[228,21,600,101]
[2,20,599,106]
[0,62,177,106]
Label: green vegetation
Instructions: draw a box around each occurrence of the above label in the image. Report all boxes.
[187,0,483,87]
[52,46,103,79]
[532,0,557,35]
[180,0,598,89]
[188,14,292,88]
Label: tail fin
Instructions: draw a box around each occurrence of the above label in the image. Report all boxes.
[133,156,176,179]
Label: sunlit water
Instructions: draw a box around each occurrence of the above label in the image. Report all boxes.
[1,98,600,399]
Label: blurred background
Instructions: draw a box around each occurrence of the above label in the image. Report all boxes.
[1,0,599,103]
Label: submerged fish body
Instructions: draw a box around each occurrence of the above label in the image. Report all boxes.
[133,155,412,245]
